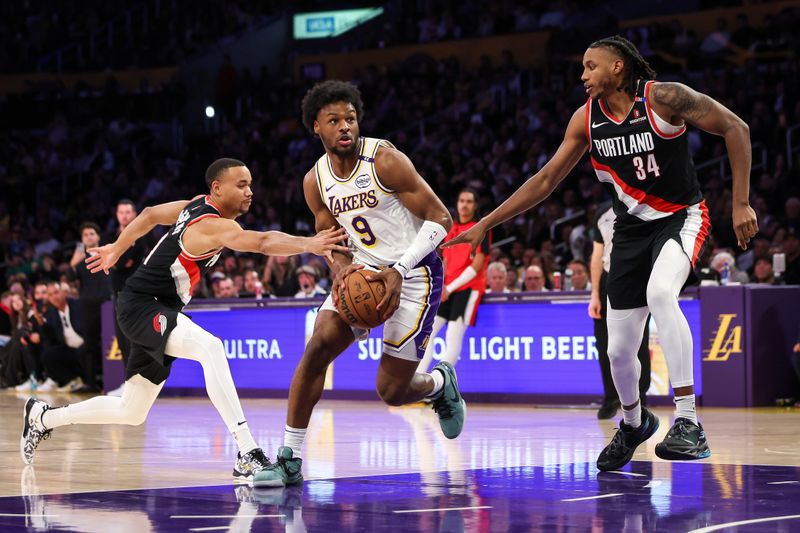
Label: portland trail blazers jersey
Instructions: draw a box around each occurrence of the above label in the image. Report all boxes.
[315,137,423,267]
[586,80,706,228]
[124,195,223,308]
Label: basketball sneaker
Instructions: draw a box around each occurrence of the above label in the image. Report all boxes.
[596,407,659,472]
[430,361,466,439]
[20,398,52,465]
[253,446,304,487]
[654,418,711,460]
[232,448,271,483]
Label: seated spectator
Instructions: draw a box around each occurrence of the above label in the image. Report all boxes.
[263,255,300,297]
[239,269,267,298]
[2,294,32,388]
[752,257,775,285]
[505,264,521,292]
[486,262,510,294]
[294,265,327,298]
[567,259,591,291]
[215,276,238,298]
[782,229,800,285]
[40,282,85,392]
[7,293,53,391]
[710,250,750,284]
[32,282,50,313]
[523,265,548,292]
[208,272,226,297]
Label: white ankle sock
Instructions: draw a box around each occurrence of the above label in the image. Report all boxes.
[622,402,642,429]
[233,424,258,455]
[426,368,445,398]
[283,425,307,457]
[674,394,697,424]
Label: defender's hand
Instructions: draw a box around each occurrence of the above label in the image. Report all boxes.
[442,220,487,258]
[306,227,350,261]
[331,263,364,308]
[733,204,758,250]
[86,244,121,275]
[365,268,403,321]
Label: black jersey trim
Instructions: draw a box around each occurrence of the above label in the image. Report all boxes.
[598,98,634,125]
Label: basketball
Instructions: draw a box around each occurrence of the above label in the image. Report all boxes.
[336,270,387,329]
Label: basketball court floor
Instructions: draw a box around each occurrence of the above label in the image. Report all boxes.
[1,391,799,532]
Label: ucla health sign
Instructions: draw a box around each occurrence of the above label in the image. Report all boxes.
[161,299,702,396]
[293,8,384,39]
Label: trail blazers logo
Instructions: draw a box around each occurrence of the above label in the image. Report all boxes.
[703,313,742,361]
[153,313,168,336]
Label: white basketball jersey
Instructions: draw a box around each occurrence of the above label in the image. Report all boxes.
[314,137,422,267]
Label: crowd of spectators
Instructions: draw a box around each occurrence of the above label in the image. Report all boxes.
[2,4,800,390]
[0,0,289,74]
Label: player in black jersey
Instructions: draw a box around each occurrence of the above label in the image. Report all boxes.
[20,158,348,482]
[446,35,758,471]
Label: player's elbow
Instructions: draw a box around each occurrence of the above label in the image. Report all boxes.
[538,170,563,194]
[140,206,155,224]
[724,115,749,139]
[434,209,453,232]
[738,118,750,138]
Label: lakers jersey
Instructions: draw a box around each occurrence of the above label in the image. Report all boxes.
[314,137,422,267]
[587,80,704,227]
[124,195,223,308]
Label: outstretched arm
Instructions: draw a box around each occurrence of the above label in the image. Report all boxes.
[188,217,348,261]
[445,107,589,255]
[649,82,758,249]
[85,198,193,274]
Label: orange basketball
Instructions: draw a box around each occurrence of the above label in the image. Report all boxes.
[336,270,387,329]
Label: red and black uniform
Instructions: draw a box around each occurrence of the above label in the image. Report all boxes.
[118,195,223,384]
[586,80,710,309]
[437,220,490,326]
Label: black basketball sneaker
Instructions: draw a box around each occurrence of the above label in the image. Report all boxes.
[20,399,53,465]
[233,448,272,483]
[655,418,711,460]
[597,407,660,471]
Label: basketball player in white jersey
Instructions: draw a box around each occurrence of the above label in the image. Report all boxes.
[446,35,758,472]
[254,80,465,487]
[20,158,348,483]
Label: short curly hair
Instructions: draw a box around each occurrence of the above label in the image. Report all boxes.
[301,80,364,134]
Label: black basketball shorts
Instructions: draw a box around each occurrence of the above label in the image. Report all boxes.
[607,204,709,310]
[116,290,182,385]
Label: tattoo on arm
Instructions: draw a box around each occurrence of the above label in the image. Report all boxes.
[651,83,713,122]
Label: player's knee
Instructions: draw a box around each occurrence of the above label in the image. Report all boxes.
[201,336,227,366]
[376,382,406,406]
[606,342,630,365]
[300,337,333,376]
[645,281,673,310]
